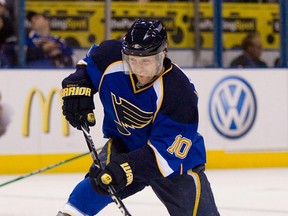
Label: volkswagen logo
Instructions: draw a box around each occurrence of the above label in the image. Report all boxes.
[209,76,257,139]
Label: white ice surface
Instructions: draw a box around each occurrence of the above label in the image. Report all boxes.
[0,168,288,216]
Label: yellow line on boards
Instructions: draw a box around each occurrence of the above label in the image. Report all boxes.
[1,150,288,174]
[206,150,288,169]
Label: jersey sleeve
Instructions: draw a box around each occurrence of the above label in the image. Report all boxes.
[127,90,205,181]
[148,109,203,177]
[128,66,206,180]
[80,40,123,91]
[128,144,163,181]
[150,68,206,176]
[78,44,103,91]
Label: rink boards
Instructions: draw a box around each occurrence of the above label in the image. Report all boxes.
[0,68,287,173]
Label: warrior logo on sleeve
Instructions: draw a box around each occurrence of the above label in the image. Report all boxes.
[111,93,153,136]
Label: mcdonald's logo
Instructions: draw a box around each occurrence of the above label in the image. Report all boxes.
[22,88,69,137]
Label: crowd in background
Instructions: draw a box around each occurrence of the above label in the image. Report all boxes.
[230,32,268,68]
[0,0,283,69]
[0,91,10,137]
[0,0,75,68]
[0,0,16,67]
[25,11,74,68]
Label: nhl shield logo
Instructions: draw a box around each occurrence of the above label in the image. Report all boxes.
[209,76,257,139]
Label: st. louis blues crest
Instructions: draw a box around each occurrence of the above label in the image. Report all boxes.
[111,93,153,136]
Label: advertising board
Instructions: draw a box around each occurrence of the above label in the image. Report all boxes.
[0,69,287,173]
[26,1,279,49]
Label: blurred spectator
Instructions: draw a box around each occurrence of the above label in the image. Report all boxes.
[0,50,9,67]
[274,57,279,67]
[0,0,9,17]
[25,11,75,68]
[0,91,4,135]
[0,0,17,68]
[274,57,283,67]
[230,32,267,68]
[0,91,10,136]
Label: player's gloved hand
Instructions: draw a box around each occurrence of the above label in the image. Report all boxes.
[89,154,135,195]
[61,69,96,129]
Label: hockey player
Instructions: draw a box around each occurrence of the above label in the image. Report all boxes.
[58,19,220,216]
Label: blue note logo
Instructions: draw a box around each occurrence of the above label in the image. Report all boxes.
[209,76,257,139]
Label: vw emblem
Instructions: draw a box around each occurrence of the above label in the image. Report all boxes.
[209,76,257,139]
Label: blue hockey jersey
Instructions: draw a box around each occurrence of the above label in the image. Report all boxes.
[82,40,206,181]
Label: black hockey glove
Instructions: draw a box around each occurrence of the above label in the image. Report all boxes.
[62,69,96,129]
[89,154,135,195]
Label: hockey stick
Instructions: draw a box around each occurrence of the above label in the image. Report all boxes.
[80,120,132,216]
[0,152,90,188]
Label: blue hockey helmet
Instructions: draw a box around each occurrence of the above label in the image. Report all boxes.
[122,19,167,56]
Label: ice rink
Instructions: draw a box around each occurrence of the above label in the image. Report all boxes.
[0,168,288,216]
